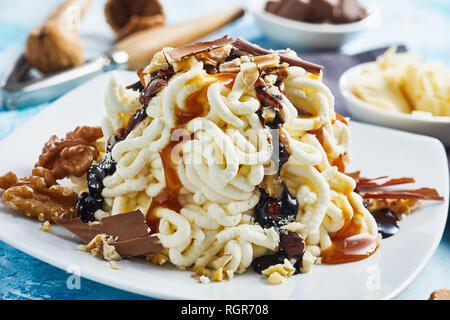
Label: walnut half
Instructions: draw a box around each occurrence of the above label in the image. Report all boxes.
[1,173,77,222]
[35,126,103,179]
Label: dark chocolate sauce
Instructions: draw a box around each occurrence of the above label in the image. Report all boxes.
[126,80,145,92]
[77,154,116,222]
[278,142,290,174]
[371,208,399,238]
[252,77,307,273]
[255,186,298,231]
[251,233,305,274]
[224,48,240,62]
[252,253,286,273]
[252,184,305,273]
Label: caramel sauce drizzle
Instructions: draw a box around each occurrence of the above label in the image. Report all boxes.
[137,67,146,87]
[146,73,236,233]
[321,208,379,264]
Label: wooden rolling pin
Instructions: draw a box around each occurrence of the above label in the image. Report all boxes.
[116,7,245,70]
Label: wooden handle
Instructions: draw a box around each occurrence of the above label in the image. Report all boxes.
[116,7,245,70]
[46,0,93,29]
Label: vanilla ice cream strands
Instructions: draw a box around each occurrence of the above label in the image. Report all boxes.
[78,37,379,279]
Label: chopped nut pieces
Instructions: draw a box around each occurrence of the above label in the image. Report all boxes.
[365,198,420,215]
[300,251,316,273]
[261,258,295,278]
[280,222,306,233]
[253,54,280,69]
[105,0,165,39]
[148,252,168,266]
[109,261,120,270]
[240,62,260,89]
[78,234,121,261]
[1,172,77,222]
[167,36,234,60]
[41,221,51,232]
[211,267,225,282]
[199,275,210,284]
[267,272,286,285]
[428,289,450,300]
[209,254,233,270]
[36,126,103,179]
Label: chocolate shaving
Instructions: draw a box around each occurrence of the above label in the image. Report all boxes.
[361,188,444,201]
[358,177,416,189]
[167,35,234,60]
[348,171,416,189]
[231,38,323,75]
[55,210,163,257]
[112,237,162,258]
[140,78,168,105]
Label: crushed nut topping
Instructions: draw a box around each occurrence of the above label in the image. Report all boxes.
[261,258,295,278]
[77,234,122,262]
[266,272,286,285]
[365,198,421,215]
[109,261,120,270]
[41,221,51,232]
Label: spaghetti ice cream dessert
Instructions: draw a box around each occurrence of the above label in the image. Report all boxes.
[1,37,397,284]
[77,36,379,281]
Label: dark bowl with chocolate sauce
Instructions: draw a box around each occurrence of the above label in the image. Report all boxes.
[246,0,378,50]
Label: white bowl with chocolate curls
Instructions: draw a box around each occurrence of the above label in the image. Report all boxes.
[246,0,378,49]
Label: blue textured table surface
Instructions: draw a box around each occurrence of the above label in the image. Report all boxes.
[0,0,449,300]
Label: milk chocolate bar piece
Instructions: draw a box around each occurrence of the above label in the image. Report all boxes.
[56,210,163,257]
[275,0,311,21]
[232,37,323,75]
[167,35,234,60]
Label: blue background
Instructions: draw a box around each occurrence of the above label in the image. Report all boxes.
[0,0,449,299]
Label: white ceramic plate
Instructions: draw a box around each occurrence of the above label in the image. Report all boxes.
[0,71,448,300]
[246,0,379,50]
[340,62,450,147]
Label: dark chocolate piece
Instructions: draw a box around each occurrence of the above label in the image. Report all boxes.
[126,80,145,92]
[231,38,323,75]
[56,210,163,257]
